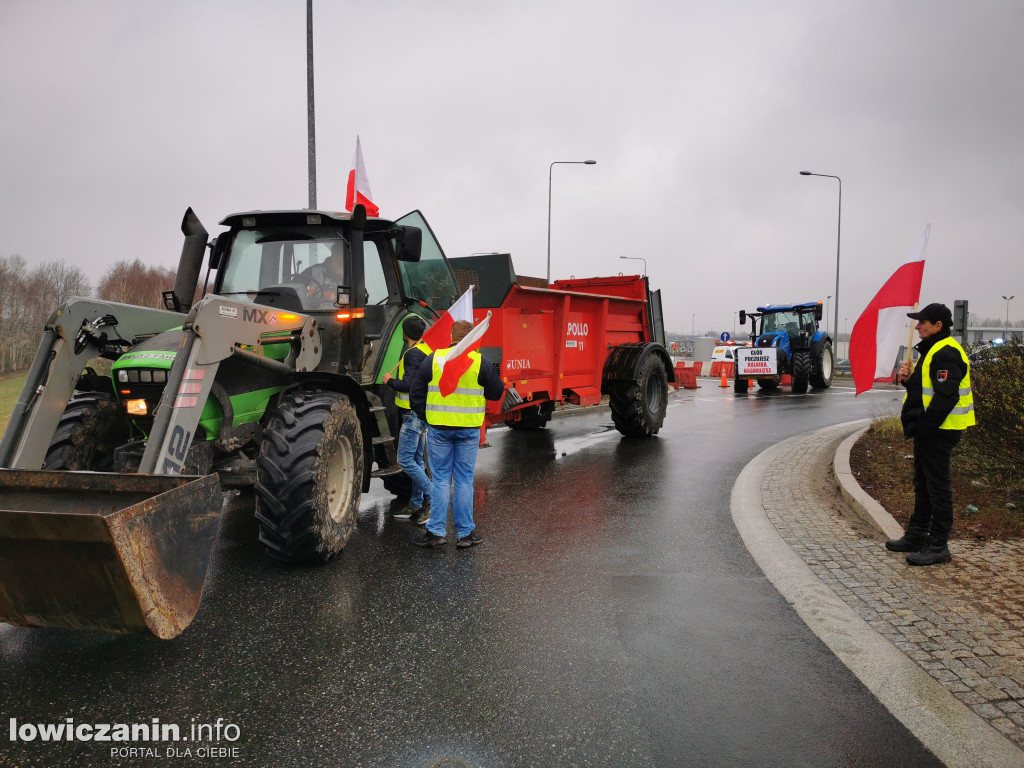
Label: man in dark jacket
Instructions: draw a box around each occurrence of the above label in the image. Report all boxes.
[886,303,975,566]
[382,315,432,521]
[408,320,504,549]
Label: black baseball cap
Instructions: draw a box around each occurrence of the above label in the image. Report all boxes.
[907,303,953,326]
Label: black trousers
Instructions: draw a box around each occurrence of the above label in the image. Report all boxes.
[907,429,962,545]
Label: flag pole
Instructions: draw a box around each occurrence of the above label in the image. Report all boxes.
[901,301,919,382]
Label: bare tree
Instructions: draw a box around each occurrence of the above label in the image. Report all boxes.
[97,260,176,309]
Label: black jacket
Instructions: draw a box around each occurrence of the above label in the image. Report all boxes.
[409,350,504,428]
[385,345,429,397]
[901,329,967,438]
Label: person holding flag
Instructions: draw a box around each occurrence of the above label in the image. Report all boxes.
[408,318,503,549]
[382,315,432,522]
[886,302,975,566]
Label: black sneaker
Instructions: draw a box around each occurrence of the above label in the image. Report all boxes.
[906,544,951,566]
[885,532,927,552]
[412,529,447,548]
[456,531,483,548]
[394,503,425,521]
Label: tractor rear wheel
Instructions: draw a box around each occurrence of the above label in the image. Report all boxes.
[508,401,554,430]
[733,377,749,394]
[810,341,834,389]
[43,392,130,471]
[609,354,668,437]
[255,387,363,564]
[791,352,811,394]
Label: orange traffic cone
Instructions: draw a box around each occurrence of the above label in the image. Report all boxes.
[720,371,729,387]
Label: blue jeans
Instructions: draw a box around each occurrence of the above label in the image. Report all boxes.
[426,426,480,539]
[397,411,430,507]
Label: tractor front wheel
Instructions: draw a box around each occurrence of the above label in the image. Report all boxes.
[791,352,811,394]
[609,354,668,437]
[810,341,834,389]
[733,377,749,394]
[255,387,363,564]
[43,392,130,471]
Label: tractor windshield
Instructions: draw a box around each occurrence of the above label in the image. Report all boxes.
[761,311,801,334]
[219,226,384,311]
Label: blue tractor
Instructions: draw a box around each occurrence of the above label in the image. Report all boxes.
[734,301,833,394]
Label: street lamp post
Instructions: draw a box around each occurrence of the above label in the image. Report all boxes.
[800,171,841,347]
[825,295,831,334]
[691,313,696,337]
[1003,295,1015,340]
[547,160,597,284]
[619,255,647,276]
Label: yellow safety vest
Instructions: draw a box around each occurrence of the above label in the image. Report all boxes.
[904,337,976,430]
[425,349,485,427]
[394,341,432,410]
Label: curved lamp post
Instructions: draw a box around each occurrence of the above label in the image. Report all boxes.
[547,160,597,283]
[800,171,841,343]
[619,255,647,276]
[1003,295,1015,340]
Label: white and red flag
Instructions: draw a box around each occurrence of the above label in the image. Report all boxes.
[850,225,929,395]
[345,136,379,217]
[419,287,474,352]
[437,311,492,397]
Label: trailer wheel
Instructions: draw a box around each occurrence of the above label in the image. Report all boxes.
[609,354,668,437]
[791,352,811,394]
[810,341,834,389]
[508,402,554,430]
[733,377,749,394]
[255,387,363,564]
[43,392,130,471]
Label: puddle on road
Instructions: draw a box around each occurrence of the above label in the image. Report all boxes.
[551,425,619,459]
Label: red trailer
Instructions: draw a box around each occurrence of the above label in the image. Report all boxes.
[448,255,673,437]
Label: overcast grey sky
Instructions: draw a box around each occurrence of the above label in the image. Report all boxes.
[2,0,1021,338]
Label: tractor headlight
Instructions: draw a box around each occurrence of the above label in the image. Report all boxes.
[126,399,148,416]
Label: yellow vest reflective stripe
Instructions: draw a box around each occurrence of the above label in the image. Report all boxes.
[425,349,485,427]
[394,341,432,409]
[904,337,976,430]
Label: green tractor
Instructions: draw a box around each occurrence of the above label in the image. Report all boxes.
[0,204,460,637]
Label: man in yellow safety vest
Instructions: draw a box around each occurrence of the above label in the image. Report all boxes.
[382,315,432,521]
[886,302,975,566]
[407,320,503,548]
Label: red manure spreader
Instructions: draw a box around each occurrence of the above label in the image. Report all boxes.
[449,254,673,438]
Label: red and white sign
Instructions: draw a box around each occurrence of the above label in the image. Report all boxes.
[736,347,777,377]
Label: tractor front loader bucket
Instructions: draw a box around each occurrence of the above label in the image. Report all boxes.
[0,469,222,639]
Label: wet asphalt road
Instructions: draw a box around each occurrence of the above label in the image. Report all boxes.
[0,380,943,768]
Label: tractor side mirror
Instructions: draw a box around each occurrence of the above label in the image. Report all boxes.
[739,310,746,325]
[209,233,232,271]
[814,304,823,321]
[395,225,422,263]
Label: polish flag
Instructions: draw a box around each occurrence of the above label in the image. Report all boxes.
[850,226,929,395]
[345,136,379,217]
[437,312,493,397]
[419,287,473,352]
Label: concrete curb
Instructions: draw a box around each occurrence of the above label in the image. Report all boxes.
[731,422,1024,768]
[833,420,905,540]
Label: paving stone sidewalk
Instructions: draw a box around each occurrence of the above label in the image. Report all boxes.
[761,425,1024,752]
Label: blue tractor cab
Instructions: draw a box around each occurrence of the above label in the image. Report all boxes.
[735,301,833,394]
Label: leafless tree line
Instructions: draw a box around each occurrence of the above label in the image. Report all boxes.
[0,256,175,376]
